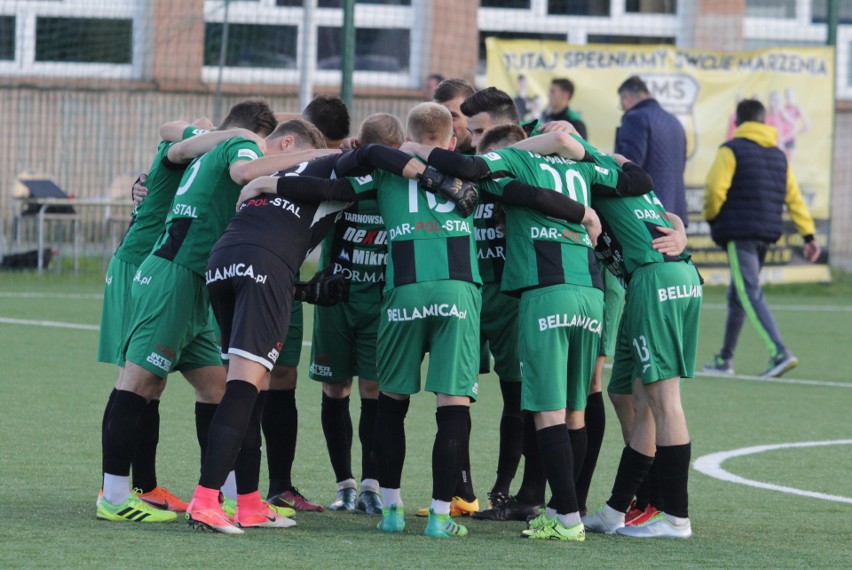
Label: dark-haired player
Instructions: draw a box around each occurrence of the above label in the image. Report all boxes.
[401,122,654,540]
[100,109,327,526]
[98,100,280,523]
[525,132,699,539]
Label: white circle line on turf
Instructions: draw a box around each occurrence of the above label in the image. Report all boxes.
[693,440,852,504]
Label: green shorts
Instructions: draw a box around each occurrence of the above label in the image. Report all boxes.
[479,281,522,381]
[274,300,303,368]
[519,284,603,412]
[608,261,702,395]
[600,268,625,357]
[310,299,381,382]
[122,255,222,378]
[98,255,138,366]
[377,280,481,399]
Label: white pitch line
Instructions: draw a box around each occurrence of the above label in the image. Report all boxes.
[702,303,852,312]
[0,292,104,300]
[0,316,314,346]
[0,317,100,331]
[694,371,852,389]
[693,440,852,504]
[0,317,850,388]
[1,292,849,311]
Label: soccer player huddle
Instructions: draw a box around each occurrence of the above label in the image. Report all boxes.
[97,79,701,541]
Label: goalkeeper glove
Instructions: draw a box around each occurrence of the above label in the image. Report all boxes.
[416,166,478,217]
[294,265,346,306]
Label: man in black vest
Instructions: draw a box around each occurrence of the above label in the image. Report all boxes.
[703,99,820,378]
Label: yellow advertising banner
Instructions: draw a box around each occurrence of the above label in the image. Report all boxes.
[486,39,834,284]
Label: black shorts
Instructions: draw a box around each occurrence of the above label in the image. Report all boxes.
[206,245,295,370]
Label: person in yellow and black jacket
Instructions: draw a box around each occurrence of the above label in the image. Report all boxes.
[703,98,820,379]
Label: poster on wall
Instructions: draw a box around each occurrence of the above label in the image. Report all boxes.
[486,39,834,284]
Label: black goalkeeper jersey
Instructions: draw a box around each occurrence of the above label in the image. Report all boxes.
[212,145,410,273]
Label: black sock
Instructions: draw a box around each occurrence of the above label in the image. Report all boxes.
[235,391,267,495]
[655,443,691,518]
[199,380,258,490]
[359,398,379,481]
[453,411,476,501]
[195,402,218,469]
[374,394,409,489]
[606,446,654,513]
[433,406,470,503]
[101,389,117,473]
[132,399,160,493]
[648,459,666,511]
[537,424,579,515]
[493,380,523,496]
[568,427,587,482]
[635,471,651,510]
[321,393,354,483]
[103,390,147,477]
[263,388,297,497]
[515,411,546,505]
[575,392,605,512]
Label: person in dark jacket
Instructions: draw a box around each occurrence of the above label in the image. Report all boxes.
[615,76,688,223]
[703,99,820,378]
[541,78,588,140]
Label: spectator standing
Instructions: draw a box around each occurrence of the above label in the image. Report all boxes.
[540,78,587,139]
[615,76,688,223]
[703,99,820,378]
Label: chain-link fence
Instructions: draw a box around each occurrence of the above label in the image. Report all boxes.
[1,0,850,274]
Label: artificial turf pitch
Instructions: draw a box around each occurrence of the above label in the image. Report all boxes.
[0,270,849,568]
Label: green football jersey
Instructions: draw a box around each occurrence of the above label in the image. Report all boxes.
[589,153,690,281]
[152,136,262,276]
[474,202,506,284]
[347,168,481,292]
[318,198,386,302]
[478,147,618,294]
[114,126,206,266]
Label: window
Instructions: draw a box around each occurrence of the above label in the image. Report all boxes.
[0,16,14,61]
[481,0,531,7]
[35,17,133,64]
[626,0,676,14]
[745,0,796,19]
[588,34,675,44]
[317,27,410,71]
[811,0,852,24]
[318,0,411,6]
[548,0,611,16]
[204,23,298,68]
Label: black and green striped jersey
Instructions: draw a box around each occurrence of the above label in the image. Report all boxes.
[114,126,205,266]
[347,167,481,293]
[592,153,690,282]
[152,136,262,276]
[473,202,506,284]
[479,147,618,294]
[318,198,386,302]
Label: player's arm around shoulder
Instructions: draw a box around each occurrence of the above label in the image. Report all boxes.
[231,148,339,186]
[509,131,588,161]
[167,128,263,164]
